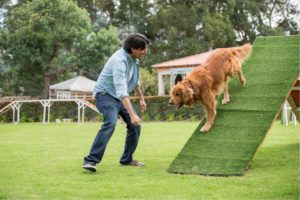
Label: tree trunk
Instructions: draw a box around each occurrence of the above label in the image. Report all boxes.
[44,44,59,99]
[43,72,51,99]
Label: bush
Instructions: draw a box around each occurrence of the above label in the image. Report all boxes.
[142,113,150,121]
[131,96,204,121]
[167,113,175,121]
[0,101,99,123]
[0,96,205,123]
[154,114,162,121]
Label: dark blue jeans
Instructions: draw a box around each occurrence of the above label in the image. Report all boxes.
[84,92,141,165]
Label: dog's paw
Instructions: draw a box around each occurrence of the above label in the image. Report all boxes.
[200,125,211,132]
[240,78,246,86]
[222,99,230,105]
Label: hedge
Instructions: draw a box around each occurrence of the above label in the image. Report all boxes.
[0,96,205,123]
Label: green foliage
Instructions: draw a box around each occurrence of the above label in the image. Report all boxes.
[167,113,175,121]
[98,113,103,122]
[0,112,9,122]
[1,0,299,98]
[145,3,205,64]
[112,0,153,37]
[0,0,92,97]
[74,0,116,26]
[140,0,299,68]
[58,25,120,80]
[131,96,205,121]
[139,67,158,96]
[0,101,100,123]
[202,12,236,49]
[141,113,150,121]
[20,113,27,123]
[190,115,199,122]
[0,0,119,97]
[154,114,162,121]
[0,96,204,123]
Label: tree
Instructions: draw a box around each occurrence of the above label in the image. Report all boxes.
[136,0,299,69]
[56,25,120,80]
[232,0,300,43]
[140,0,237,68]
[0,0,92,97]
[73,0,116,28]
[1,0,299,97]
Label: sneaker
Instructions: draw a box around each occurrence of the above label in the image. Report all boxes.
[121,160,144,167]
[83,162,97,172]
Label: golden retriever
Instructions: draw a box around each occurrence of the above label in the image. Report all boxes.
[169,44,252,132]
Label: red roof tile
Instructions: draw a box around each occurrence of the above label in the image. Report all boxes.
[152,51,212,68]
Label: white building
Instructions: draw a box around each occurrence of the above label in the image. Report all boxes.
[152,51,212,96]
[49,76,96,99]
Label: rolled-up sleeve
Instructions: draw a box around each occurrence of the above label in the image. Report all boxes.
[112,61,128,100]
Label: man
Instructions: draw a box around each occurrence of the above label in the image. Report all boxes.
[83,33,150,172]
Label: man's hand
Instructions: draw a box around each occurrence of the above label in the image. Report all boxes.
[130,113,141,126]
[134,85,146,113]
[140,99,147,113]
[122,96,141,126]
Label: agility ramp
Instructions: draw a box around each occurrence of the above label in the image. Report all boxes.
[168,35,299,176]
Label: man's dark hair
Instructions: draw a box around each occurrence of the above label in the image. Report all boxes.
[123,33,150,53]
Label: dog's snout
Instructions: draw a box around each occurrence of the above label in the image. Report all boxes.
[169,100,173,105]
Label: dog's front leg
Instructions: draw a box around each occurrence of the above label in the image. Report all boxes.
[200,94,216,132]
[222,85,230,105]
[238,70,246,86]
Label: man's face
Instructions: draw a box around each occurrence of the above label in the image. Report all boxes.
[131,47,148,59]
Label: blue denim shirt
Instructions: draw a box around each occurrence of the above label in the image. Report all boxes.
[93,48,140,100]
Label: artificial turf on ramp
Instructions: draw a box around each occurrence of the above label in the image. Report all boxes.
[168,35,300,176]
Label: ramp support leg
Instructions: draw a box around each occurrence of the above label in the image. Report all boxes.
[75,100,86,124]
[40,100,52,124]
[10,102,22,124]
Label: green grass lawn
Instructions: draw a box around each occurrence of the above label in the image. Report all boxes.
[0,121,299,199]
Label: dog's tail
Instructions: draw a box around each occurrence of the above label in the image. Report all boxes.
[224,43,252,78]
[231,43,252,64]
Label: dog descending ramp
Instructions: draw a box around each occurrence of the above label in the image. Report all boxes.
[168,35,299,176]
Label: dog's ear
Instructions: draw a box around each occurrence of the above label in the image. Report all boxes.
[183,86,194,102]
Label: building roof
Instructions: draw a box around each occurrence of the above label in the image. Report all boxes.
[50,76,96,92]
[152,51,212,68]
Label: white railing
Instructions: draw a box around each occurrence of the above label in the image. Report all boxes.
[49,91,93,100]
